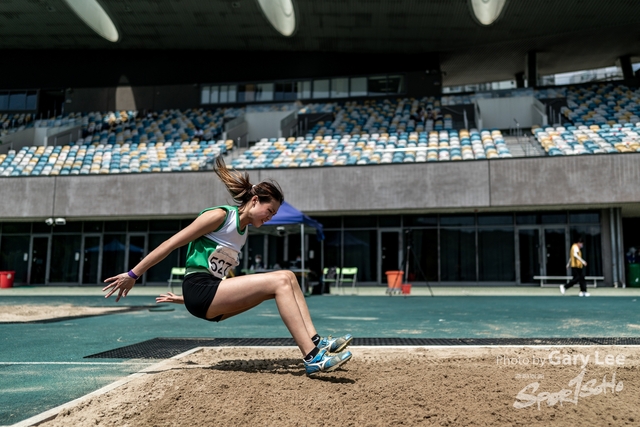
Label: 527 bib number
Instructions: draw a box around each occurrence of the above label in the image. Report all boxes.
[207,246,239,279]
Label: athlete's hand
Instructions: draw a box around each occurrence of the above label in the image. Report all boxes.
[156,292,184,305]
[103,273,136,302]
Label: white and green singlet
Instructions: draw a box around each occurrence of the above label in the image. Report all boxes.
[184,205,247,278]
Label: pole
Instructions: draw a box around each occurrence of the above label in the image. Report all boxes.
[300,223,305,294]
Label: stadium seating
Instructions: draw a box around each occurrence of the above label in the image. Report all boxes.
[0,113,35,136]
[230,128,511,169]
[560,83,640,126]
[532,123,640,156]
[0,140,231,176]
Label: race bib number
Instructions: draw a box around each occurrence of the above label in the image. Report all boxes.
[207,246,239,279]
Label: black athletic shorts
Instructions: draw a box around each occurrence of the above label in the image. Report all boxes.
[182,272,224,322]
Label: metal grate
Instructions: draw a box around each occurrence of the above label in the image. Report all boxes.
[85,337,640,360]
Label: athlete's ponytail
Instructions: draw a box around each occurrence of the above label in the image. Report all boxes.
[214,156,284,209]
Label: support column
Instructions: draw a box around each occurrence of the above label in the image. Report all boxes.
[525,51,538,88]
[617,55,636,84]
[515,72,525,88]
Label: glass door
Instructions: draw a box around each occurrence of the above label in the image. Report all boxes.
[517,226,568,283]
[518,228,540,284]
[82,235,101,284]
[30,235,50,284]
[379,230,402,283]
[543,227,567,277]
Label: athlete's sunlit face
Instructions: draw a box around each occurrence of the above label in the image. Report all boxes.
[250,198,280,228]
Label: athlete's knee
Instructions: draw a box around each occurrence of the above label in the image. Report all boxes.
[273,272,293,292]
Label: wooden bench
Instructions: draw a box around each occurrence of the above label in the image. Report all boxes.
[533,275,604,288]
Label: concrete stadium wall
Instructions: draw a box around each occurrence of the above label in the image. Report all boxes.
[0,154,639,221]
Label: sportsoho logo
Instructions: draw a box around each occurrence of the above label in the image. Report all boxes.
[498,351,626,410]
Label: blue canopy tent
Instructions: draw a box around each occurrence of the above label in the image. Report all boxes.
[254,201,324,292]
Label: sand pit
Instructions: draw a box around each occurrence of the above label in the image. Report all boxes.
[39,346,640,426]
[0,304,132,322]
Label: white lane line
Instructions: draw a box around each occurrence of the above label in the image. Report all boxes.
[9,348,202,427]
[0,362,153,365]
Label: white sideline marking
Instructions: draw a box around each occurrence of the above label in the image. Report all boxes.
[324,316,379,321]
[0,362,152,366]
[8,347,202,427]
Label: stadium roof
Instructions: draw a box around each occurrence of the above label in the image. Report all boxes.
[1,0,639,86]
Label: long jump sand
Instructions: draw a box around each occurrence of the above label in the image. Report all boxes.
[38,346,640,426]
[0,304,131,323]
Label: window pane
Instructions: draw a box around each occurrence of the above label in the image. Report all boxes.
[146,233,179,282]
[478,228,514,281]
[201,86,211,104]
[104,221,126,232]
[297,81,311,99]
[405,228,438,281]
[83,236,100,284]
[101,235,126,279]
[440,228,476,281]
[220,85,228,103]
[256,83,274,102]
[32,222,50,233]
[210,86,219,104]
[2,223,31,234]
[237,84,255,103]
[343,230,376,282]
[149,220,180,231]
[26,91,38,110]
[388,75,406,93]
[53,222,82,233]
[440,215,475,226]
[331,78,349,98]
[344,215,376,228]
[570,225,602,276]
[404,215,438,226]
[541,213,567,224]
[323,231,341,269]
[312,80,329,99]
[274,83,285,101]
[478,214,513,226]
[128,220,148,232]
[569,211,600,224]
[368,76,387,96]
[516,213,538,225]
[0,235,30,283]
[379,215,400,227]
[9,92,26,110]
[49,235,81,283]
[227,85,237,103]
[319,216,341,228]
[84,221,103,232]
[350,77,367,97]
[0,92,8,110]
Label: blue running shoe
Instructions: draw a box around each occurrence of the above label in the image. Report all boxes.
[304,349,352,376]
[318,334,353,353]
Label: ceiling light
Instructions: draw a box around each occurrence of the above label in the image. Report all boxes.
[469,0,507,26]
[256,0,296,37]
[63,0,119,42]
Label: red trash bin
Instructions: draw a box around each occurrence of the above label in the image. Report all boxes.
[385,270,403,293]
[0,271,16,288]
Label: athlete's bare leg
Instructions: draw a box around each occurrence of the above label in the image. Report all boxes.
[206,270,317,356]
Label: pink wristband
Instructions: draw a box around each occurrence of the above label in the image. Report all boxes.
[127,270,140,280]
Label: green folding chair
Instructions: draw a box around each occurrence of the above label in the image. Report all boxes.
[340,267,359,294]
[322,267,340,292]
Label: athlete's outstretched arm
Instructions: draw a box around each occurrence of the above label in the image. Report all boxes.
[103,209,226,301]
